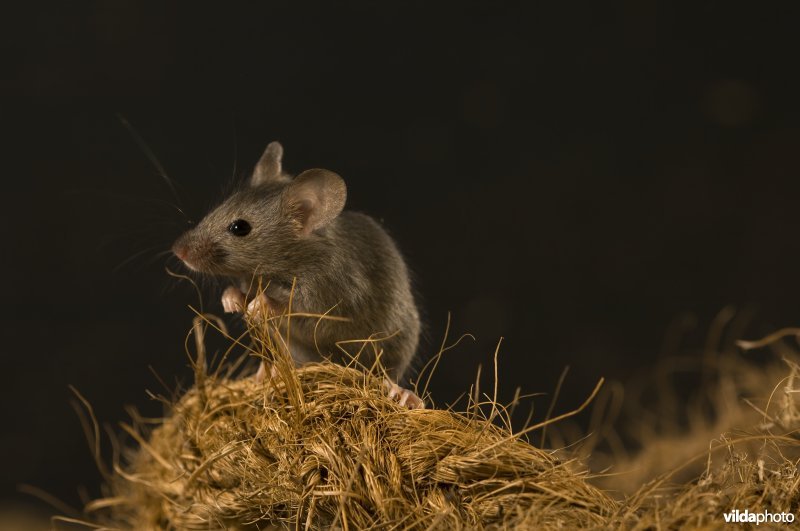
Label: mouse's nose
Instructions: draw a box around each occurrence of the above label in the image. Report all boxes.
[172,243,188,261]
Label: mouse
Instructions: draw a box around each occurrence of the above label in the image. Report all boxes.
[172,141,424,408]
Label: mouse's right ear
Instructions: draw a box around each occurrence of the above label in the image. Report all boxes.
[251,141,284,186]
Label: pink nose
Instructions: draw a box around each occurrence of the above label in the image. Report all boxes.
[173,244,188,261]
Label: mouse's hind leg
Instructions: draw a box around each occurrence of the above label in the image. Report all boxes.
[384,380,425,409]
[254,359,279,384]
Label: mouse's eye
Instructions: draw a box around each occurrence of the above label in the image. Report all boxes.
[228,219,252,236]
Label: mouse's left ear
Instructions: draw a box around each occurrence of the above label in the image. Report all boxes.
[284,169,347,235]
[251,141,284,186]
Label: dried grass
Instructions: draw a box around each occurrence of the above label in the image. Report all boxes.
[58,313,800,530]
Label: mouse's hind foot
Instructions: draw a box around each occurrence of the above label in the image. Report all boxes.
[254,360,280,384]
[384,380,425,409]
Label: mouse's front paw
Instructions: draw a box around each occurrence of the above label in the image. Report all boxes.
[384,380,426,409]
[221,286,246,313]
[245,292,273,319]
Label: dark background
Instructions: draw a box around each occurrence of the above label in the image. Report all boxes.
[2,0,800,516]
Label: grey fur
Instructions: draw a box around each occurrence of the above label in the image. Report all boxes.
[172,142,420,380]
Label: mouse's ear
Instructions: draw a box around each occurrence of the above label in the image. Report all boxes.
[251,141,284,186]
[284,168,347,235]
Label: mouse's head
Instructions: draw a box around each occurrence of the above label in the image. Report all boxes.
[172,141,346,278]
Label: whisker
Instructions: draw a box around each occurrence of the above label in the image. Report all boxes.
[144,250,175,267]
[113,244,171,272]
[64,189,190,222]
[116,113,188,220]
[230,119,239,182]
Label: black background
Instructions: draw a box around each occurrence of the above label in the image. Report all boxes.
[2,0,800,515]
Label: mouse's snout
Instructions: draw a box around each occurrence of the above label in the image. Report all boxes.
[172,237,189,261]
[172,231,218,273]
[172,231,198,266]
[172,243,188,261]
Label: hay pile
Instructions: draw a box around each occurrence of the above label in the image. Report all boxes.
[592,326,800,529]
[90,323,614,530]
[65,317,800,530]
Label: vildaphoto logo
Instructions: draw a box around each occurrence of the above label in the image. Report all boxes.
[723,509,795,525]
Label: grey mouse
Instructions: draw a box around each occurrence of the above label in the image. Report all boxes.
[172,141,423,408]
